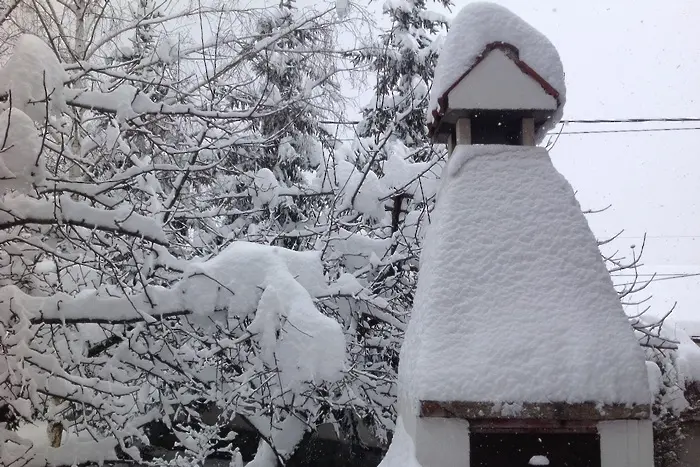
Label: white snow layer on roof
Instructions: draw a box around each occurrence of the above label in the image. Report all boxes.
[429,3,565,137]
[399,145,649,407]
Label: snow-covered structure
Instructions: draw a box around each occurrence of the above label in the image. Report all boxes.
[427,3,565,149]
[382,3,653,467]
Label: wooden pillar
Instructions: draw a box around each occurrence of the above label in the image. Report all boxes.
[522,117,535,146]
[447,132,456,156]
[456,118,471,146]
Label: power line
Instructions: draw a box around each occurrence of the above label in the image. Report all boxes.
[557,126,700,135]
[612,272,700,277]
[320,118,700,136]
[617,235,700,239]
[562,117,700,124]
[319,117,700,126]
[325,125,700,141]
[614,272,700,287]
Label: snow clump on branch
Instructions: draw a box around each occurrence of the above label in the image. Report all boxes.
[0,108,43,193]
[0,35,68,122]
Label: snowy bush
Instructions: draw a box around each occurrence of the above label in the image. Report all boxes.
[0,1,438,465]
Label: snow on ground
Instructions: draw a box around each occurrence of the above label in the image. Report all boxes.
[529,455,550,466]
[399,145,649,407]
[428,2,566,139]
[7,422,117,467]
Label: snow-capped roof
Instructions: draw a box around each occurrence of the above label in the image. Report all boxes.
[399,145,649,408]
[429,3,566,140]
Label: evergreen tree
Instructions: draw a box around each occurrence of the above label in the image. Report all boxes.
[347,0,454,341]
[181,1,347,252]
[313,0,454,445]
[357,0,452,155]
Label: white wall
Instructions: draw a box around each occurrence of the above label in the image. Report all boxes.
[405,408,653,467]
[406,417,654,466]
[598,420,654,467]
[414,417,470,467]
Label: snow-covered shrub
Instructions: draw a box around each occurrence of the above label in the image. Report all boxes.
[0,3,414,465]
[643,323,700,467]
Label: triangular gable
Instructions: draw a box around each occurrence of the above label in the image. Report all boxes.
[446,47,558,111]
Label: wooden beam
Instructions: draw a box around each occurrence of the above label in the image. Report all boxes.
[420,400,650,421]
[522,117,535,146]
[469,418,598,434]
[447,131,456,155]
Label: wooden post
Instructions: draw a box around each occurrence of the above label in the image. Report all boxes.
[47,396,63,447]
[456,118,471,146]
[48,422,63,447]
[522,117,535,146]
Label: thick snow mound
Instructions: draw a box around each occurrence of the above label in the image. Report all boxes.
[2,433,117,467]
[429,3,566,138]
[399,145,648,406]
[181,242,346,386]
[0,35,68,121]
[377,417,423,467]
[529,455,550,466]
[179,241,327,315]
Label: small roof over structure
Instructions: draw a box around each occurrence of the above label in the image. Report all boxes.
[427,3,566,144]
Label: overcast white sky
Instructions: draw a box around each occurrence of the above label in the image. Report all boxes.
[353,0,700,324]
